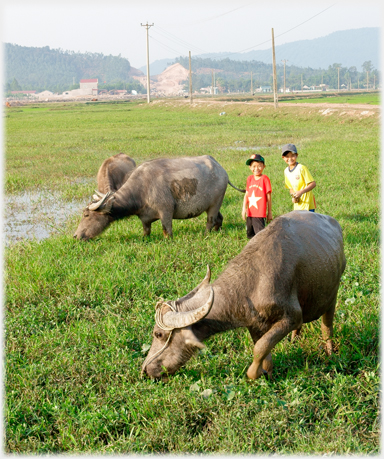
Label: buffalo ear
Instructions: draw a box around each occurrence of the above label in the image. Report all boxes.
[183,327,205,349]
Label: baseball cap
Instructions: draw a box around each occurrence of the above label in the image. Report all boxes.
[246,153,265,165]
[281,143,298,156]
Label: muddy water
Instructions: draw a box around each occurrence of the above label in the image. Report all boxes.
[4,191,84,246]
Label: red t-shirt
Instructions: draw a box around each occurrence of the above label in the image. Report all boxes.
[245,174,272,218]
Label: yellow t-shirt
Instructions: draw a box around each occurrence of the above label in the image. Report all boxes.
[284,163,316,210]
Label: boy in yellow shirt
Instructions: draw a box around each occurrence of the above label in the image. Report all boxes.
[282,144,316,211]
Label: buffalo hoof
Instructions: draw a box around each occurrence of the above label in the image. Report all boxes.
[262,369,270,380]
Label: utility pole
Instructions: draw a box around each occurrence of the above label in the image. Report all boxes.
[301,74,303,92]
[271,28,278,108]
[337,67,340,92]
[250,71,253,95]
[189,51,193,104]
[358,76,359,90]
[141,22,154,103]
[374,74,376,90]
[366,71,369,90]
[281,59,288,94]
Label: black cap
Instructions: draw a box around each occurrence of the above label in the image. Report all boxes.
[282,143,298,156]
[246,153,265,165]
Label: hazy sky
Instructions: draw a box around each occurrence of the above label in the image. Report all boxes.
[2,0,382,69]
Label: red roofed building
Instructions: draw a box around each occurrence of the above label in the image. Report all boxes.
[11,90,37,94]
[80,78,98,95]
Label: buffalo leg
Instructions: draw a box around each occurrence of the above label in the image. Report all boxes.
[321,302,336,356]
[213,212,223,231]
[291,326,302,341]
[205,204,224,233]
[159,212,173,238]
[142,222,152,237]
[247,327,273,378]
[247,319,294,380]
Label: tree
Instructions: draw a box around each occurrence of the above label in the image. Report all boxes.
[10,77,22,91]
[362,61,373,73]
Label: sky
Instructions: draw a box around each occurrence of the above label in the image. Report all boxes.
[2,0,382,70]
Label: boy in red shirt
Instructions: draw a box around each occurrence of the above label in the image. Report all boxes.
[242,153,273,239]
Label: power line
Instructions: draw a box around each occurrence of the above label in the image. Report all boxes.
[218,4,337,58]
[148,4,336,65]
[274,4,336,40]
[153,26,206,54]
[149,35,185,57]
[162,1,255,28]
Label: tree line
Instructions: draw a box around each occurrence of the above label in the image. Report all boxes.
[175,56,380,93]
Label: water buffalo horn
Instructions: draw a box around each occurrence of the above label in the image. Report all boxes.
[161,287,214,329]
[89,191,112,211]
[176,265,211,303]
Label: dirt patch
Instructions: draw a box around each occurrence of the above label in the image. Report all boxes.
[132,63,189,96]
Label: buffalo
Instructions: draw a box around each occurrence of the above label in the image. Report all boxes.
[74,155,244,241]
[142,211,346,380]
[96,152,136,194]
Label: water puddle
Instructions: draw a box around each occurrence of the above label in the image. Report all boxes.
[4,191,84,246]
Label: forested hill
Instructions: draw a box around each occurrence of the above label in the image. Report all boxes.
[4,43,135,92]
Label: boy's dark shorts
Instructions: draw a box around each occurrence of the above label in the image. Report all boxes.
[246,217,265,239]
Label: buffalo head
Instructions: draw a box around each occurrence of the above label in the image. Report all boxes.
[74,191,115,241]
[142,267,213,380]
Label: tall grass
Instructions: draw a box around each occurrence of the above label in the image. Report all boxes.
[5,98,379,453]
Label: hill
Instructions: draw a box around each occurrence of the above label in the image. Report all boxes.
[141,27,379,75]
[229,27,379,70]
[4,44,145,93]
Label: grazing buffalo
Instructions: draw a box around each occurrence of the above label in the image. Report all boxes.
[97,153,136,194]
[74,155,244,241]
[142,211,346,380]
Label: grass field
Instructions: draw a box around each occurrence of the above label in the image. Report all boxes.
[279,92,380,105]
[4,98,380,453]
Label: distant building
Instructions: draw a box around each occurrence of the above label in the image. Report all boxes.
[37,90,54,99]
[80,79,98,95]
[108,89,127,95]
[11,90,36,95]
[258,86,272,93]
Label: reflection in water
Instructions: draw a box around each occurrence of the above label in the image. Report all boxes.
[4,191,84,245]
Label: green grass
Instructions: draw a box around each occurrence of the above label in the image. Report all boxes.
[5,99,380,453]
[279,92,380,105]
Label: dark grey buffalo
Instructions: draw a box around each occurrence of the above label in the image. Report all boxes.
[97,153,136,194]
[142,211,346,380]
[74,155,244,241]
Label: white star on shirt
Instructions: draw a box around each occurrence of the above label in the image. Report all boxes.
[248,191,262,209]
